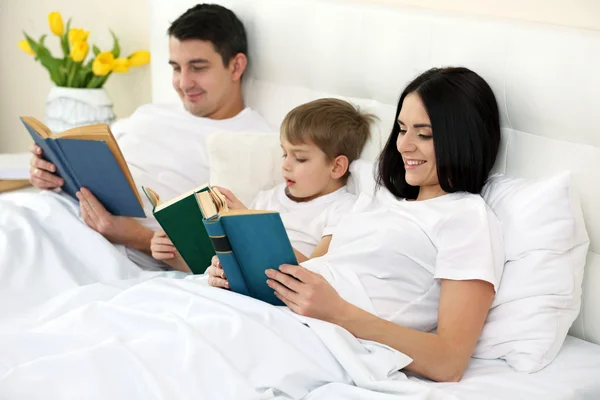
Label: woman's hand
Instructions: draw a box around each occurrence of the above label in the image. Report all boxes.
[207,255,229,289]
[213,186,248,210]
[265,264,348,322]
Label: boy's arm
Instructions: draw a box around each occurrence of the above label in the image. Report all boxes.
[310,235,333,259]
[294,235,333,263]
[162,254,192,273]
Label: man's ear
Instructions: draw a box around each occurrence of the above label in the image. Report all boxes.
[230,53,248,81]
[331,155,349,180]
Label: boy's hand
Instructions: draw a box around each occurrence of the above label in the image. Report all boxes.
[151,230,177,260]
[207,255,229,289]
[150,230,191,272]
[213,186,247,210]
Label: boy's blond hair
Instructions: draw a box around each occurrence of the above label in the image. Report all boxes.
[280,98,376,176]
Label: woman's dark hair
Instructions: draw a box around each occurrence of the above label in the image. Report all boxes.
[167,4,248,67]
[377,67,501,199]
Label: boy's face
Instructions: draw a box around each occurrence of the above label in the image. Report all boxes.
[280,138,338,200]
[169,37,241,118]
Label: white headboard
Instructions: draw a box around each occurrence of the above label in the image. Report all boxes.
[150,0,600,345]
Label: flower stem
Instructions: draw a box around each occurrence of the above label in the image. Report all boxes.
[67,62,80,87]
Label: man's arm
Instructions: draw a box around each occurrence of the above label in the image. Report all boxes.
[76,187,153,252]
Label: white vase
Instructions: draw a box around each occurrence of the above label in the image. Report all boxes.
[45,87,116,133]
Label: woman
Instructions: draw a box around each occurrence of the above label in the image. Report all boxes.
[208,67,505,382]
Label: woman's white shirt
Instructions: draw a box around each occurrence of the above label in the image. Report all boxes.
[302,191,504,332]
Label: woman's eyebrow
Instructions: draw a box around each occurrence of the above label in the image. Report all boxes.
[397,119,431,128]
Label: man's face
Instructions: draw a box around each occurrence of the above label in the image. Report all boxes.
[169,37,240,118]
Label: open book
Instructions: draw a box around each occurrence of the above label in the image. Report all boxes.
[142,185,215,274]
[20,117,145,217]
[196,186,298,306]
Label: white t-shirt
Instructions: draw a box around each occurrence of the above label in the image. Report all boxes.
[302,190,505,332]
[251,183,357,257]
[112,103,273,231]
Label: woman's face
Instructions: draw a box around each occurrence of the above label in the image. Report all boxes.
[396,92,441,196]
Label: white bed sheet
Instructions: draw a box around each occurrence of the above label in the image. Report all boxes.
[425,336,600,399]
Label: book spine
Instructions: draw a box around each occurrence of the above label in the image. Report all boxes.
[203,217,251,297]
[51,139,81,198]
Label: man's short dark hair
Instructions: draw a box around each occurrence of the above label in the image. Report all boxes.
[377,67,501,199]
[167,4,248,66]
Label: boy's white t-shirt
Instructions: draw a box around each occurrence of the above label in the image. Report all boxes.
[251,183,357,257]
[302,190,505,332]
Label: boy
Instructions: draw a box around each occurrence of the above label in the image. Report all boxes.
[151,98,375,275]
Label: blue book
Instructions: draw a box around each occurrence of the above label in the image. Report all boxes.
[196,187,298,306]
[20,116,145,218]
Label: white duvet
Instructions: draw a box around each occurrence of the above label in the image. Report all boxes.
[0,191,447,399]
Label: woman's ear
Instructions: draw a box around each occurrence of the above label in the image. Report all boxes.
[331,155,349,180]
[230,53,248,82]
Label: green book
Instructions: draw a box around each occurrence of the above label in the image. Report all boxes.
[142,185,215,274]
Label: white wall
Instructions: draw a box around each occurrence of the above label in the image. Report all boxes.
[368,0,600,31]
[1,0,599,153]
[0,0,152,153]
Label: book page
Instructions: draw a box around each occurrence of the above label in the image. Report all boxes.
[154,183,209,212]
[20,117,51,139]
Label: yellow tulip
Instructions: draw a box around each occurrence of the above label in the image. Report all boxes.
[68,28,90,46]
[128,50,150,67]
[18,39,35,55]
[48,12,64,36]
[112,58,130,73]
[92,51,114,76]
[70,41,89,62]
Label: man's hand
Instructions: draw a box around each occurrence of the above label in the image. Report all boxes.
[76,187,153,251]
[29,144,64,189]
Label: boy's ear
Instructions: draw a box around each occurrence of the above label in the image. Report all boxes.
[331,155,349,180]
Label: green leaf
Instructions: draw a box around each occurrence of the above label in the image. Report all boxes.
[25,32,67,86]
[60,17,72,58]
[110,30,120,58]
[93,45,101,56]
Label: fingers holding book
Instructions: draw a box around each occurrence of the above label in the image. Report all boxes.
[207,255,229,289]
[29,144,63,189]
[151,230,177,260]
[212,186,247,210]
[266,265,346,322]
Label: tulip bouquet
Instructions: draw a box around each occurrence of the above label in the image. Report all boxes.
[18,11,150,88]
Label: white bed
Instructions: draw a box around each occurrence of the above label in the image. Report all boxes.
[0,0,599,398]
[428,336,600,399]
[151,0,600,398]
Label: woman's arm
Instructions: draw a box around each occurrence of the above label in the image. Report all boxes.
[333,278,494,382]
[266,265,494,382]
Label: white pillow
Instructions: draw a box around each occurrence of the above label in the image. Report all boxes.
[349,160,589,372]
[475,172,589,372]
[207,131,282,206]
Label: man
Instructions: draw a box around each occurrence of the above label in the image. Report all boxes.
[27,4,272,269]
